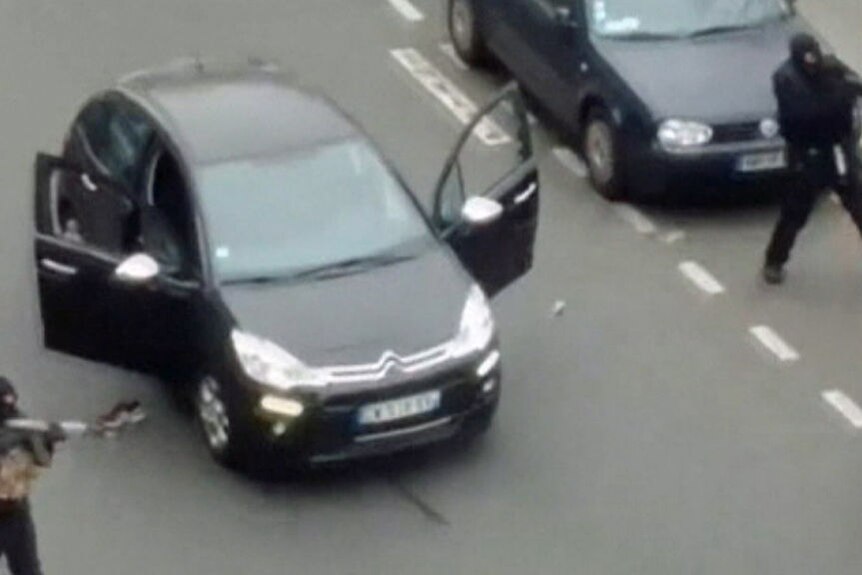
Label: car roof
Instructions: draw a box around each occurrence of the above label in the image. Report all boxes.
[117,60,359,166]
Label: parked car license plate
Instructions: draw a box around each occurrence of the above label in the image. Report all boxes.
[357,390,442,426]
[737,151,787,173]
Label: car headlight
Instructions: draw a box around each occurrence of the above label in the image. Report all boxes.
[231,330,326,390]
[450,285,495,358]
[657,119,713,150]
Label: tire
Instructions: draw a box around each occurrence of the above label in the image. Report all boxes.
[448,0,488,67]
[196,375,254,469]
[583,108,628,201]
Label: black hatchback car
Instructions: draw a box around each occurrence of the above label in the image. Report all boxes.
[33,61,539,468]
[449,0,819,200]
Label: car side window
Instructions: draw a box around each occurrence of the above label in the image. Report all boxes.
[138,150,197,279]
[76,99,153,190]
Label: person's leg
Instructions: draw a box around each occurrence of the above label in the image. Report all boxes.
[4,506,43,575]
[0,512,9,568]
[765,180,820,275]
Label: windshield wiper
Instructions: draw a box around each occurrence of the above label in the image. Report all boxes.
[685,23,755,39]
[605,31,682,42]
[288,253,414,282]
[226,252,415,286]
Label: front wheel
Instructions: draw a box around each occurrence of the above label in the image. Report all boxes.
[583,109,628,201]
[196,375,252,468]
[448,0,488,66]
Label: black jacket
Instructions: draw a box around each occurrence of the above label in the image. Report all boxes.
[774,55,862,149]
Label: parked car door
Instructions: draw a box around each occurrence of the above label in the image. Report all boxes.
[480,0,531,73]
[522,0,592,123]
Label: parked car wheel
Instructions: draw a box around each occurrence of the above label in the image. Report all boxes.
[583,108,627,201]
[448,0,488,66]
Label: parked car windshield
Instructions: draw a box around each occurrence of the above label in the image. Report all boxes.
[199,139,433,284]
[587,0,792,39]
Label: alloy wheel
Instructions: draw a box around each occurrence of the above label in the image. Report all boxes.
[586,121,616,187]
[198,376,231,453]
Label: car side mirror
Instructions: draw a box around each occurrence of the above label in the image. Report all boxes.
[114,253,160,286]
[462,196,503,227]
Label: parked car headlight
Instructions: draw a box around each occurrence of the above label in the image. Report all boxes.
[232,330,326,390]
[450,285,495,358]
[657,119,713,150]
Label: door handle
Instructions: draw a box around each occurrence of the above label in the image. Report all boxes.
[514,183,538,205]
[40,258,78,276]
[81,173,98,192]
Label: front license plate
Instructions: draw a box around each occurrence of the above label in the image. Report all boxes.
[357,391,442,426]
[737,151,787,173]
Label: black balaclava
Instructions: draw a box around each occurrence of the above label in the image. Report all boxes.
[0,376,19,422]
[790,33,824,78]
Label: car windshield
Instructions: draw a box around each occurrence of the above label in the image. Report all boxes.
[587,0,792,39]
[199,139,433,284]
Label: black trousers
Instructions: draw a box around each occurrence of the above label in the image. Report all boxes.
[766,142,862,267]
[0,504,43,575]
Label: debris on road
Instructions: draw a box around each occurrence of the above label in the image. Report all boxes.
[552,300,567,317]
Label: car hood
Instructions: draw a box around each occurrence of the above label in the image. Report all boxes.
[220,247,473,367]
[594,19,808,123]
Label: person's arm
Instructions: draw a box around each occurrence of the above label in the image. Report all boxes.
[3,419,67,467]
[825,55,862,96]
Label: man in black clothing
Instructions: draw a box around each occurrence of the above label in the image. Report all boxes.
[763,33,862,284]
[0,377,47,575]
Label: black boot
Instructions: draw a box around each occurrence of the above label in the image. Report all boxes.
[762,263,786,285]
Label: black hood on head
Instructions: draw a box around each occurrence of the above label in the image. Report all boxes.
[0,377,19,421]
[790,33,823,77]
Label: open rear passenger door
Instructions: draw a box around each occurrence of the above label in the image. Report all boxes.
[33,153,137,363]
[431,84,539,297]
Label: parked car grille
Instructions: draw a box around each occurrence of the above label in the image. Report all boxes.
[711,122,764,144]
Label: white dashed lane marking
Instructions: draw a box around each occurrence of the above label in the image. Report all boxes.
[678,261,725,295]
[662,230,686,244]
[823,390,862,429]
[613,205,658,235]
[387,0,424,22]
[749,325,800,362]
[552,147,588,178]
[390,48,511,146]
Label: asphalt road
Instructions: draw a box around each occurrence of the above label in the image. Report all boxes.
[1,1,862,573]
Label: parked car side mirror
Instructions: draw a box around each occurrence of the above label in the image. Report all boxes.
[461,196,503,227]
[114,253,160,286]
